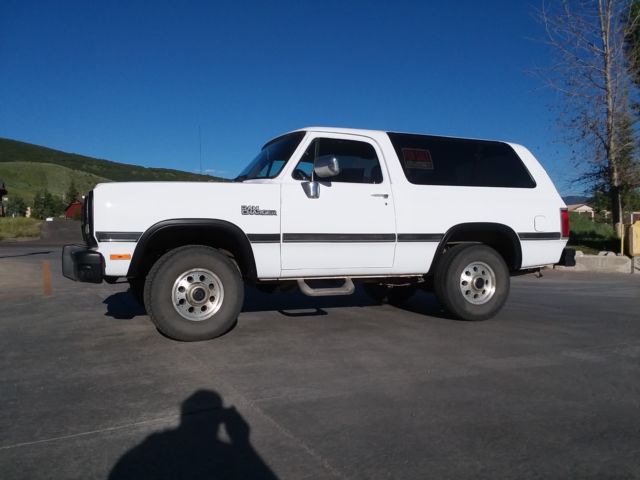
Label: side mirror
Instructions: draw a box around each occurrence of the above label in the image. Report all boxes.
[314,156,340,178]
[302,181,320,199]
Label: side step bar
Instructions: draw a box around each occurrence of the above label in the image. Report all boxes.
[297,278,355,297]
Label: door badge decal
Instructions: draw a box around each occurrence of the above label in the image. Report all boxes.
[241,205,277,216]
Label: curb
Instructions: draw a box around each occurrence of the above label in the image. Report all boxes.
[554,250,635,274]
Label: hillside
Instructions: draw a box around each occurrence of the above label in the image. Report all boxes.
[0,138,223,198]
[0,162,109,202]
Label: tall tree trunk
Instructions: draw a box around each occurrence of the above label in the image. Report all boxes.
[610,183,623,232]
[600,0,623,235]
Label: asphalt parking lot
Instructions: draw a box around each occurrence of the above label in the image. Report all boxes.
[1,244,640,479]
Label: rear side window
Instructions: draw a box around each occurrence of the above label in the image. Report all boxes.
[387,133,536,188]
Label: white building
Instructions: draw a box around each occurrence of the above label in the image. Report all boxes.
[567,203,595,219]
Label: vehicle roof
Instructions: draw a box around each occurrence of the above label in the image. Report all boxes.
[268,126,518,148]
[295,126,388,136]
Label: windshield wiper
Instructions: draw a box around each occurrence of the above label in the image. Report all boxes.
[233,174,249,182]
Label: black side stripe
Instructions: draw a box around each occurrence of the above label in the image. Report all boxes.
[248,233,447,243]
[247,234,280,243]
[99,231,547,244]
[397,233,443,242]
[96,232,142,242]
[518,232,562,240]
[283,233,396,243]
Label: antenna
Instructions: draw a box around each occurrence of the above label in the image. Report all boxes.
[198,125,202,175]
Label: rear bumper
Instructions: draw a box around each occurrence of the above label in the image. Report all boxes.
[62,244,104,283]
[556,247,576,267]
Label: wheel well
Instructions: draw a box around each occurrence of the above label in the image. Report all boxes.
[127,219,257,282]
[432,223,522,272]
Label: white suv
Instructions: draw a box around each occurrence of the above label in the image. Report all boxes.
[63,127,569,341]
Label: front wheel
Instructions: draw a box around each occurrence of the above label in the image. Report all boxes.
[144,245,244,341]
[434,244,509,321]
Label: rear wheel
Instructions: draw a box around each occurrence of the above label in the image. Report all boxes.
[434,244,509,321]
[144,245,244,341]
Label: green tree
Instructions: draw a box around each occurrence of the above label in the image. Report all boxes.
[592,186,610,209]
[66,179,79,203]
[613,97,640,217]
[32,189,65,218]
[6,196,27,216]
[43,190,65,217]
[43,190,54,217]
[32,190,45,219]
[622,1,640,218]
[625,1,640,87]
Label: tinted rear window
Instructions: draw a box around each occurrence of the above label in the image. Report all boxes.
[387,132,536,188]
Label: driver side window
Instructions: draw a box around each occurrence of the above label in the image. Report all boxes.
[292,138,383,183]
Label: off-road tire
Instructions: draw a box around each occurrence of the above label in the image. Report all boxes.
[144,245,244,341]
[434,244,509,321]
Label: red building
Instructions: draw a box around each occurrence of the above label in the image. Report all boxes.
[65,200,83,219]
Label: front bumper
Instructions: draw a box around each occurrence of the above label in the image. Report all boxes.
[62,244,104,283]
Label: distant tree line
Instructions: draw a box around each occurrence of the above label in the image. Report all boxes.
[5,196,27,217]
[31,190,66,219]
[3,180,80,219]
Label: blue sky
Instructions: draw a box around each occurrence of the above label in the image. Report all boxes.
[0,0,577,193]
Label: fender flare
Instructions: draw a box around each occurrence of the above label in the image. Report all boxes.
[126,218,257,279]
[431,222,522,272]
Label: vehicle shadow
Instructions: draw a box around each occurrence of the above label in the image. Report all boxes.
[240,285,453,319]
[108,389,279,480]
[242,285,377,314]
[392,290,458,320]
[103,291,146,320]
[103,285,452,321]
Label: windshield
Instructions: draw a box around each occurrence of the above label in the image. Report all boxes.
[235,131,306,181]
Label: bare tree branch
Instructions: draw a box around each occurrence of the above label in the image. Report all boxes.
[536,0,640,231]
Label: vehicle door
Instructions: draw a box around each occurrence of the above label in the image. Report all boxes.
[280,133,397,276]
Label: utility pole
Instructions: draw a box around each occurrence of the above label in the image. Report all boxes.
[198,125,202,175]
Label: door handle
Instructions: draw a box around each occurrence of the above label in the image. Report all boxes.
[371,193,389,199]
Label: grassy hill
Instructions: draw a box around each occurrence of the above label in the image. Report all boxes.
[0,137,223,202]
[0,162,109,203]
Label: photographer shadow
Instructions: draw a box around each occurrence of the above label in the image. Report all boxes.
[109,389,278,480]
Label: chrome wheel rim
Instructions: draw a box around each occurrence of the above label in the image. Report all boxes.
[459,261,496,305]
[172,268,224,321]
